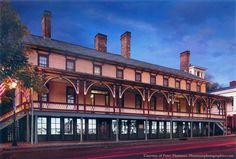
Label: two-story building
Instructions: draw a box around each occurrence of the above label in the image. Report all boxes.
[0,11,231,143]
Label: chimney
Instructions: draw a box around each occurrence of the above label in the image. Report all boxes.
[230,81,236,87]
[121,31,131,58]
[95,33,107,52]
[180,50,190,72]
[42,10,51,38]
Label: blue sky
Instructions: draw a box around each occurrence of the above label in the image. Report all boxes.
[12,0,236,86]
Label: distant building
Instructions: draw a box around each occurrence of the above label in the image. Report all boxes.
[210,81,236,134]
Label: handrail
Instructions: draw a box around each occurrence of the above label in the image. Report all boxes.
[33,101,225,120]
[0,102,30,123]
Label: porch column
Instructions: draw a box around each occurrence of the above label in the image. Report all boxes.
[190,121,193,138]
[145,119,148,141]
[208,122,210,137]
[30,88,34,144]
[80,117,83,142]
[116,118,119,142]
[113,97,116,113]
[170,120,173,139]
[213,122,216,136]
[83,81,87,112]
[34,115,38,144]
[26,114,30,142]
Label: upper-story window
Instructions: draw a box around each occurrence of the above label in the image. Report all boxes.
[93,65,102,76]
[116,69,123,79]
[135,72,141,82]
[175,80,180,89]
[66,59,75,71]
[186,82,191,91]
[150,96,156,110]
[67,87,75,104]
[38,54,48,67]
[163,78,169,87]
[197,85,201,92]
[135,94,142,109]
[150,75,156,85]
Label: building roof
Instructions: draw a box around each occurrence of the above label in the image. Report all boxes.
[189,64,206,71]
[23,34,204,81]
[209,85,236,93]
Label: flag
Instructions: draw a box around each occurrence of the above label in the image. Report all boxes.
[0,83,6,97]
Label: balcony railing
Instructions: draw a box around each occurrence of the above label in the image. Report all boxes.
[33,101,225,120]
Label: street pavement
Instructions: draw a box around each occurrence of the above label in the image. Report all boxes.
[1,136,236,159]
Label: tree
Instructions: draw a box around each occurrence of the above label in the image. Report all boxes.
[0,1,47,113]
[205,73,222,92]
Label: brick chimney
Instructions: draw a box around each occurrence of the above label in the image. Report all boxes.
[180,50,190,72]
[121,31,131,58]
[230,81,236,87]
[42,10,51,38]
[95,33,107,52]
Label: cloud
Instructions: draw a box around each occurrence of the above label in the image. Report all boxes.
[84,7,157,32]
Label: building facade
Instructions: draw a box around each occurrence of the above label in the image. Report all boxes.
[0,11,231,143]
[211,81,236,134]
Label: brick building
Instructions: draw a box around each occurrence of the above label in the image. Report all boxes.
[0,11,231,143]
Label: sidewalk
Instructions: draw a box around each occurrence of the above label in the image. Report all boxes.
[1,134,235,152]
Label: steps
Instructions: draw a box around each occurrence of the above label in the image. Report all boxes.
[0,102,30,130]
[216,121,227,134]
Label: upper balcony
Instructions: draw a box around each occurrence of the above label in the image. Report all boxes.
[30,70,229,121]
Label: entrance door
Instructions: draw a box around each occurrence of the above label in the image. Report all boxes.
[99,120,110,140]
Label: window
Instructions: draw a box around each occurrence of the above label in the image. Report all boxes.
[135,72,141,82]
[64,118,73,135]
[175,101,180,112]
[112,120,118,134]
[41,94,48,102]
[176,81,180,89]
[88,119,96,134]
[173,122,177,133]
[77,119,85,134]
[197,85,201,92]
[135,94,142,109]
[159,121,164,134]
[186,83,191,91]
[66,59,75,71]
[196,101,201,113]
[93,65,102,76]
[150,75,156,85]
[130,120,137,134]
[144,121,149,134]
[150,97,156,110]
[67,87,75,104]
[51,118,60,135]
[116,69,123,79]
[37,117,47,135]
[166,122,171,133]
[38,54,48,67]
[163,78,168,87]
[151,121,157,134]
[121,120,128,134]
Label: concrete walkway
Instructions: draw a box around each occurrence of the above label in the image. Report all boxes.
[1,134,235,152]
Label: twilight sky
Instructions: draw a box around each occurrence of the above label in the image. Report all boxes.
[12,0,236,86]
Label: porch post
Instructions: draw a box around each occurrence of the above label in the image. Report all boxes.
[208,122,210,137]
[116,118,119,142]
[30,88,34,144]
[213,122,215,136]
[83,81,86,112]
[34,115,38,144]
[145,119,148,141]
[80,117,83,142]
[26,114,30,142]
[170,120,173,139]
[113,97,116,113]
[190,121,193,138]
